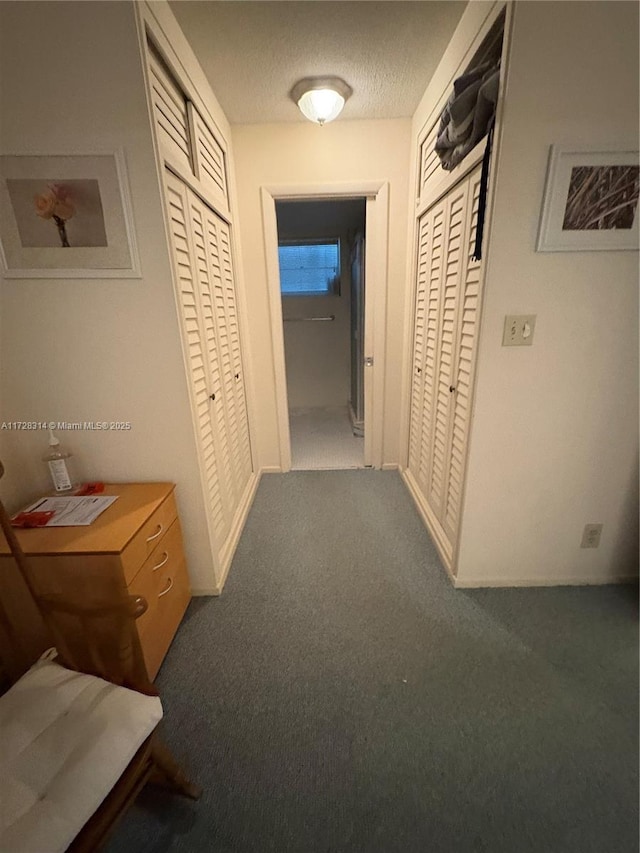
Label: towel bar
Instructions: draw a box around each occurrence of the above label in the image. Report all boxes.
[284,315,335,322]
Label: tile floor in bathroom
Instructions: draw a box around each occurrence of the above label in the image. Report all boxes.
[289,406,364,470]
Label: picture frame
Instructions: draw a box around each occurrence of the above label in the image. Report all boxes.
[536,147,639,252]
[0,151,141,278]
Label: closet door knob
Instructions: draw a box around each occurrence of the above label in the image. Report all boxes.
[209,393,216,401]
[449,385,456,393]
[235,373,240,380]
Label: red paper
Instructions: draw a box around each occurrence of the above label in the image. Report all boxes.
[74,482,105,496]
[11,510,56,528]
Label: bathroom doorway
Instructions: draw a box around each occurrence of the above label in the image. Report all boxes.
[276,198,366,470]
[260,180,390,472]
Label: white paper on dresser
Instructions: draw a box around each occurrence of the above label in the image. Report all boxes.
[24,495,119,526]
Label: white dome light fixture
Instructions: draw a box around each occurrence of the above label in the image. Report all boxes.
[290,77,353,126]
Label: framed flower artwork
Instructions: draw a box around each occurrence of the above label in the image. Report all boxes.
[0,151,141,277]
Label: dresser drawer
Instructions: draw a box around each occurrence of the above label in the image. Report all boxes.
[129,517,184,627]
[141,558,190,679]
[128,517,190,678]
[121,492,178,585]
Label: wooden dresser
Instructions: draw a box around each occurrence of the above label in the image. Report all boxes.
[0,483,191,680]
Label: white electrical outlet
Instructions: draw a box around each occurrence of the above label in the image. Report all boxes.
[581,523,603,549]
[502,314,536,347]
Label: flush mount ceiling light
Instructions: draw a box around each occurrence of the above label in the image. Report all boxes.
[290,77,353,126]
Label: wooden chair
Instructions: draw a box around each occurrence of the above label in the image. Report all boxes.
[0,462,201,852]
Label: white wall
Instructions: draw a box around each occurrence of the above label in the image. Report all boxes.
[456,1,639,584]
[277,200,365,410]
[0,1,215,590]
[232,119,411,469]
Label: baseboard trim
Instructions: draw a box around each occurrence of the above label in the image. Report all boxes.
[191,587,219,597]
[401,468,456,584]
[381,463,399,471]
[217,470,261,594]
[260,466,282,474]
[453,574,639,589]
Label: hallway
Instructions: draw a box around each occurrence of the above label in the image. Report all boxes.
[108,471,639,853]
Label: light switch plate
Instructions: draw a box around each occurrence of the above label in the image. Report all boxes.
[502,314,536,347]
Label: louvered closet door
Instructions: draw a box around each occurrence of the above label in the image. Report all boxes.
[148,47,193,174]
[418,202,446,496]
[200,203,253,505]
[407,164,482,558]
[441,167,482,542]
[189,105,229,208]
[218,223,252,488]
[427,179,470,518]
[419,122,442,201]
[164,170,230,548]
[185,189,235,525]
[408,216,430,476]
[407,197,447,498]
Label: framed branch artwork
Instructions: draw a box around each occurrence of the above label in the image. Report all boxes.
[537,147,639,252]
[0,151,141,277]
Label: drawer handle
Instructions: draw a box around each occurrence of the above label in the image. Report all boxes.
[158,576,174,598]
[152,551,169,572]
[146,523,163,543]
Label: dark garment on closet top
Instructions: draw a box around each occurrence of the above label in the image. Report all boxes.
[435,61,500,171]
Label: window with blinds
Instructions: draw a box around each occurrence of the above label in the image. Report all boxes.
[278,240,340,296]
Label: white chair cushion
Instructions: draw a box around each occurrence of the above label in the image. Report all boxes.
[0,657,163,853]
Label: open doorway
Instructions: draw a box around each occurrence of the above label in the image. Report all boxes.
[260,180,389,472]
[276,198,366,470]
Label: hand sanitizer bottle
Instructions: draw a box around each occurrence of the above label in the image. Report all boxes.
[43,429,76,493]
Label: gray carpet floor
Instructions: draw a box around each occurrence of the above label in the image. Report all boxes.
[107,471,639,853]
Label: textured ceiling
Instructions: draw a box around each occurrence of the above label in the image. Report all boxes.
[169,1,467,124]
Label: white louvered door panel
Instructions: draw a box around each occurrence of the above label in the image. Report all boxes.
[200,205,252,507]
[442,166,482,542]
[189,104,229,210]
[419,122,442,201]
[163,170,228,548]
[218,222,253,489]
[417,201,446,496]
[149,46,193,174]
[407,214,430,476]
[406,163,485,568]
[203,209,241,506]
[186,190,235,528]
[427,181,469,518]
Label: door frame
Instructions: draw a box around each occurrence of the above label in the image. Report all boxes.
[260,181,389,471]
